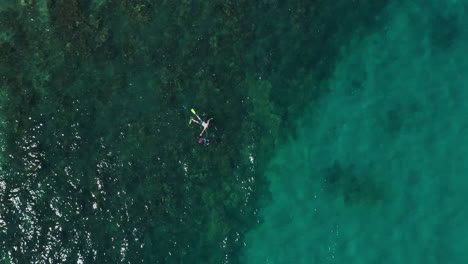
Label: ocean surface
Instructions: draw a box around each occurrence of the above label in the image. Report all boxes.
[1,0,467,263]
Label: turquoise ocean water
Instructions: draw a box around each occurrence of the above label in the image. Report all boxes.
[1,0,468,263]
[243,1,468,263]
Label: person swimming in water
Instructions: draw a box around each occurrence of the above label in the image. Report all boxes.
[190,112,213,136]
[198,138,215,145]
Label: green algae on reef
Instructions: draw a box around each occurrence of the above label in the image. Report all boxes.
[0,0,390,263]
[0,1,272,263]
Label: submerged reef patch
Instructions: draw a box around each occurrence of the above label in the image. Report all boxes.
[0,0,390,263]
[322,161,384,206]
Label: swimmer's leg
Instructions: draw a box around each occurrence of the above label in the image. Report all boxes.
[193,113,203,122]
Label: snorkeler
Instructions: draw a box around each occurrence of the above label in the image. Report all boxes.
[189,109,213,136]
[198,138,215,145]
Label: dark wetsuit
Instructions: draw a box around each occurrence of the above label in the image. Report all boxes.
[198,138,215,145]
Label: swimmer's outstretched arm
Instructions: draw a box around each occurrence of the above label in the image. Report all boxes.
[200,127,207,136]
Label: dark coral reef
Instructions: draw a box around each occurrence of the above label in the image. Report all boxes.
[0,0,389,263]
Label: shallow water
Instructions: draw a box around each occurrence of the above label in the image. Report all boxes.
[243,1,468,263]
[1,0,466,263]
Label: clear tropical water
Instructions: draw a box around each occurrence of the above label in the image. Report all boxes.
[243,1,468,263]
[1,0,467,263]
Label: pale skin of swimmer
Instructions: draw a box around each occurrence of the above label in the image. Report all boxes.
[190,113,213,136]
